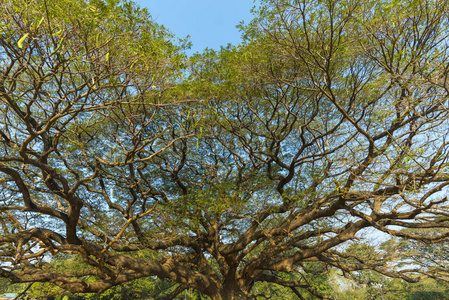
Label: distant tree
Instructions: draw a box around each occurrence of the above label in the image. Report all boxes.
[381,228,449,283]
[2,0,449,300]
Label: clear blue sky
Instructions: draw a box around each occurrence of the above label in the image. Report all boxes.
[136,0,257,54]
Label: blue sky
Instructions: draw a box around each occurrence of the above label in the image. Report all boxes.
[136,0,257,54]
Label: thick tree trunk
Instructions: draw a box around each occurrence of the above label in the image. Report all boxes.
[219,290,248,300]
[208,290,248,300]
[207,283,249,300]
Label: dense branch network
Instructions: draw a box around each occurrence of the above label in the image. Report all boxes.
[1,0,449,299]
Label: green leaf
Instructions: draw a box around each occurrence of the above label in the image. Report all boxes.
[130,59,138,69]
[52,29,63,36]
[88,5,98,13]
[51,37,64,55]
[17,33,29,49]
[35,17,44,30]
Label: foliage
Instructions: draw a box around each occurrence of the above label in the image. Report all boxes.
[2,0,449,299]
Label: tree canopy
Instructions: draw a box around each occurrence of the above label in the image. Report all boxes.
[1,0,449,299]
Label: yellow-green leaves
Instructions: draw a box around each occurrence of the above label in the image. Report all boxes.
[51,37,64,55]
[32,17,45,30]
[87,5,98,13]
[17,33,29,49]
[52,29,63,36]
[37,17,44,29]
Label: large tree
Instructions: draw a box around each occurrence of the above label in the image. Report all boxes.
[2,0,449,299]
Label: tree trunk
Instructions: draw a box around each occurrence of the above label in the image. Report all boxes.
[207,283,249,300]
[219,290,248,300]
[208,291,247,300]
